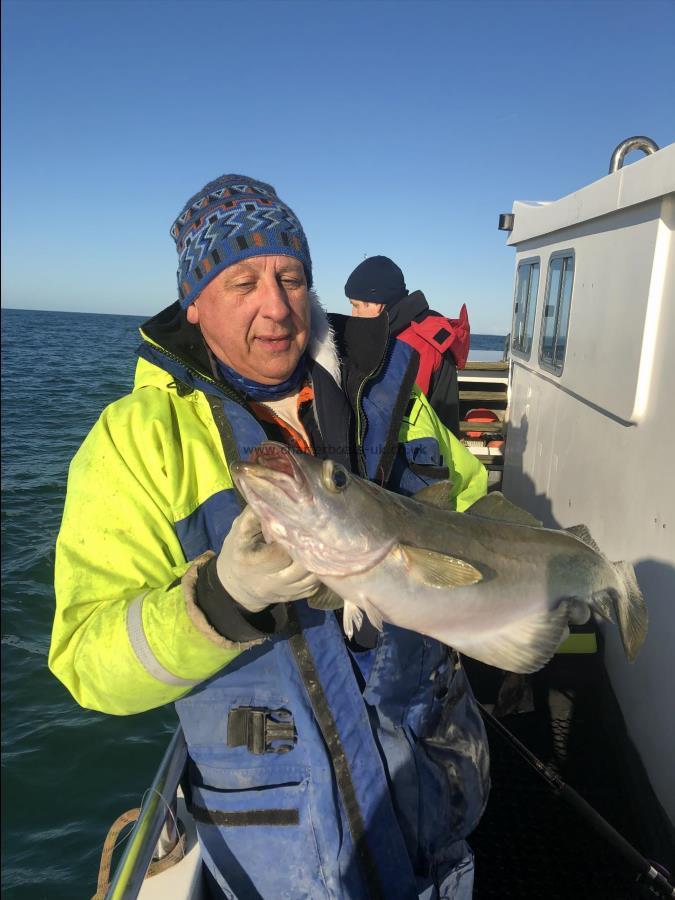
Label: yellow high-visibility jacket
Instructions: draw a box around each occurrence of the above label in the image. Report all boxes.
[50,318,487,716]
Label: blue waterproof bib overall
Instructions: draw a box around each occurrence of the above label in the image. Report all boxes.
[146,340,490,899]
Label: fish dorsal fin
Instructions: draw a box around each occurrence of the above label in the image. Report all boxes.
[399,544,482,588]
[413,480,455,510]
[565,524,600,552]
[308,583,344,611]
[466,492,542,527]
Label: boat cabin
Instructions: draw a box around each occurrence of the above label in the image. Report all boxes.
[500,138,675,832]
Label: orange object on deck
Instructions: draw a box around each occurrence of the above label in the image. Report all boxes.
[464,407,500,439]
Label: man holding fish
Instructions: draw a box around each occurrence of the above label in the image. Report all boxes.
[50,174,645,899]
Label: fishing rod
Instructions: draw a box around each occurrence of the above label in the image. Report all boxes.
[477,701,675,899]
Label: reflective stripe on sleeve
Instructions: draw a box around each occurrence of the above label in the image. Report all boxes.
[126,594,201,687]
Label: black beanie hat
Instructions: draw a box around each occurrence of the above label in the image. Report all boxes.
[344,256,408,306]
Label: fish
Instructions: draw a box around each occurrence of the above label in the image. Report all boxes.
[230,442,648,674]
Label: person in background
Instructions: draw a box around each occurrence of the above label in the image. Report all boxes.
[345,255,470,437]
[50,175,489,899]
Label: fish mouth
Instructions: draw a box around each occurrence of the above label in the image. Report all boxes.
[232,442,393,578]
[231,442,312,505]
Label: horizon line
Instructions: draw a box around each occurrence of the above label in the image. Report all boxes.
[1,305,508,336]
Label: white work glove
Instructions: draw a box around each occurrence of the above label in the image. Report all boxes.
[216,506,321,613]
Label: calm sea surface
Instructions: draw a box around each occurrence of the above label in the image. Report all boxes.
[1,308,505,899]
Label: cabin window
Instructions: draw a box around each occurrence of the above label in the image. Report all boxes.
[511,258,540,357]
[539,251,575,374]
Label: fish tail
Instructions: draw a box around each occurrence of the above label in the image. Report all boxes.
[591,591,615,623]
[609,561,648,662]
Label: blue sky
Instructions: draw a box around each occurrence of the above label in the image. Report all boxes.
[2,0,673,333]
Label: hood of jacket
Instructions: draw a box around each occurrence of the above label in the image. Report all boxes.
[386,290,430,336]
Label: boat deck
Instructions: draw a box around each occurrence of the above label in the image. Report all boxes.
[464,649,675,899]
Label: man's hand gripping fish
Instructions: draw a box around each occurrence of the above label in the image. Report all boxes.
[231,442,647,673]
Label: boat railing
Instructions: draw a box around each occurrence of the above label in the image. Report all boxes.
[458,352,509,492]
[608,136,659,173]
[105,726,187,899]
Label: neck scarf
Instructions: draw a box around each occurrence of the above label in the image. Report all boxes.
[217,356,306,401]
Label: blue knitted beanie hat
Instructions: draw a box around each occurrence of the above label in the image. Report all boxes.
[171,174,312,308]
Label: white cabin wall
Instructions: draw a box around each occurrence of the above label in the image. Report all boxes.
[509,201,662,423]
[503,194,675,821]
[601,195,675,823]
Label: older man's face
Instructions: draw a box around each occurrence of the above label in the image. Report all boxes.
[187,255,310,384]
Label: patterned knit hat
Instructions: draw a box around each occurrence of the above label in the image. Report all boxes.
[171,174,312,308]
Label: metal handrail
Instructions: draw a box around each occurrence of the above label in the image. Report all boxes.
[106,726,188,899]
[608,136,659,173]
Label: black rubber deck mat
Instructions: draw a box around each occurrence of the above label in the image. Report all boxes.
[463,652,673,900]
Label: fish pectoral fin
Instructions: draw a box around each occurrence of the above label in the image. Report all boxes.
[453,602,571,674]
[465,492,543,527]
[399,545,482,588]
[413,481,455,510]
[308,583,345,611]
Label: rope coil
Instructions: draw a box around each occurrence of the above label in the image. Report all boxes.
[92,807,187,899]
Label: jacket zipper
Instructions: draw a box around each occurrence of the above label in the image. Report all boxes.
[354,343,391,478]
[147,344,247,408]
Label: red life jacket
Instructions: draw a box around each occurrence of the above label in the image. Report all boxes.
[396,304,470,395]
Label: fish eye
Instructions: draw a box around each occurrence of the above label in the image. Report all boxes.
[322,461,349,493]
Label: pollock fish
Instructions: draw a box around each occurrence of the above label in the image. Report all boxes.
[230,442,648,673]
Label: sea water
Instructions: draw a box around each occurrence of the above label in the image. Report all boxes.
[1,308,506,899]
